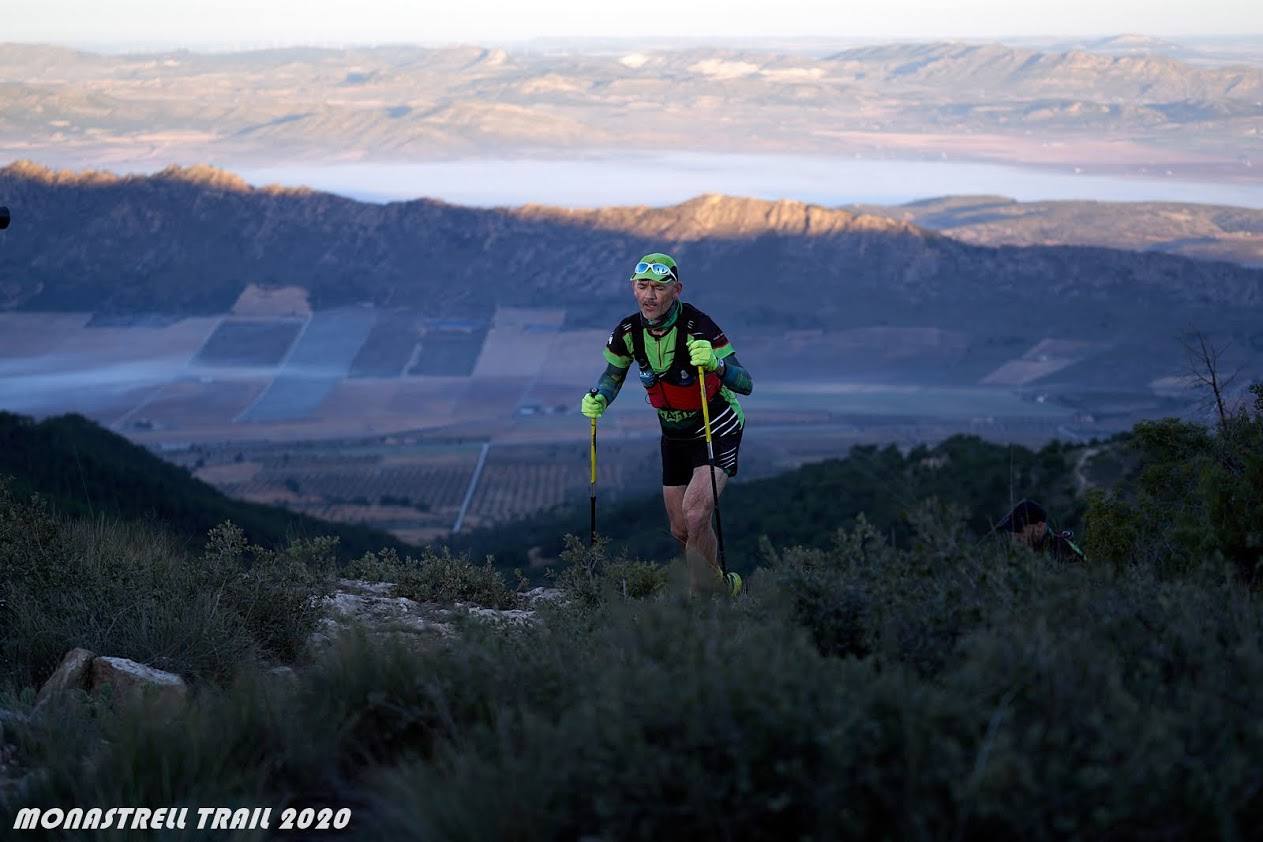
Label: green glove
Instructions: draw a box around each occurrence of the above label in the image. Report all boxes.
[687,338,720,372]
[581,392,607,419]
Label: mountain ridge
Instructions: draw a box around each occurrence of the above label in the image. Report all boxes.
[513,193,925,239]
[2,161,1261,333]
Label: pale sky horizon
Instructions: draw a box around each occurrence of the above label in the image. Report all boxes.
[1,0,1260,50]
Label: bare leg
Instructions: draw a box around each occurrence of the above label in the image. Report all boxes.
[681,464,728,594]
[662,485,688,555]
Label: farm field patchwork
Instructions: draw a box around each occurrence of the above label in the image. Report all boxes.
[238,308,377,422]
[186,438,489,541]
[115,378,271,432]
[0,312,93,358]
[0,307,1198,456]
[534,328,613,387]
[470,307,566,378]
[349,310,425,378]
[0,313,220,418]
[192,318,304,367]
[406,320,489,376]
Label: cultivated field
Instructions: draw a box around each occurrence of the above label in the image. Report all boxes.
[239,307,377,422]
[349,310,426,378]
[193,318,302,367]
[406,320,489,377]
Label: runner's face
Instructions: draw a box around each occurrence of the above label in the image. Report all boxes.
[1010,521,1045,547]
[633,278,681,321]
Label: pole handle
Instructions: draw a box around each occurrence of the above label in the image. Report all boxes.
[588,388,599,485]
[697,365,714,444]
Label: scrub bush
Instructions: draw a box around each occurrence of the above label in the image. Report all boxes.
[0,484,335,687]
[345,546,519,609]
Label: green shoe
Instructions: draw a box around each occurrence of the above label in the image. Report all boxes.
[724,571,743,598]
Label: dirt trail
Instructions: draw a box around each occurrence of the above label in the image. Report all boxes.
[1074,446,1102,495]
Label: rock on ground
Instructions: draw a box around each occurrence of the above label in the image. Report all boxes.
[35,647,95,706]
[89,656,188,714]
[309,579,566,648]
[309,579,457,649]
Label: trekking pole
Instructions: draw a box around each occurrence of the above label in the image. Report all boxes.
[696,365,727,574]
[588,388,599,547]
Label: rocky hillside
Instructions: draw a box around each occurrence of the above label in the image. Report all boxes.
[3,161,1262,340]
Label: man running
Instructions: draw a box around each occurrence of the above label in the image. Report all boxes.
[580,252,753,596]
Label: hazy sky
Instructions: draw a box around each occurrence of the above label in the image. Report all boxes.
[2,0,1259,49]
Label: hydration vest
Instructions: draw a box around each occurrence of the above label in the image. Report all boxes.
[628,303,722,411]
[1050,530,1087,563]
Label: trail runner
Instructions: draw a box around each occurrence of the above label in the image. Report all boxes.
[580,253,753,596]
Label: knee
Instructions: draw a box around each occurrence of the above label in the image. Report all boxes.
[669,520,689,545]
[683,502,712,536]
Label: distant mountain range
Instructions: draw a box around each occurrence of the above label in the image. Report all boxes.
[851,196,1263,267]
[2,160,1261,351]
[1,39,1259,176]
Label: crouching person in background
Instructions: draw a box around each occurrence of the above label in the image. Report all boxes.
[996,498,1086,562]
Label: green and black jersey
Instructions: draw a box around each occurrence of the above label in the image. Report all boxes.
[597,302,750,440]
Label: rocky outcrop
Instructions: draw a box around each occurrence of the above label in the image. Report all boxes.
[34,647,94,706]
[32,649,188,717]
[90,657,188,714]
[310,579,456,648]
[4,651,188,805]
[309,578,563,649]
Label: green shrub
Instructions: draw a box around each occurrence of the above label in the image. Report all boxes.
[0,486,336,687]
[603,558,671,599]
[549,534,671,606]
[1081,388,1263,582]
[12,518,1263,840]
[200,521,338,663]
[346,546,518,609]
[760,501,1060,675]
[1081,488,1142,573]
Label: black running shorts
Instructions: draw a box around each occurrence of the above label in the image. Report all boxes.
[660,429,742,487]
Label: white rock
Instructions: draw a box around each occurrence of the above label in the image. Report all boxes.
[308,580,456,649]
[90,656,188,713]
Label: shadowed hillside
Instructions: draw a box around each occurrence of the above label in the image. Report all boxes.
[3,162,1262,344]
[0,411,407,558]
